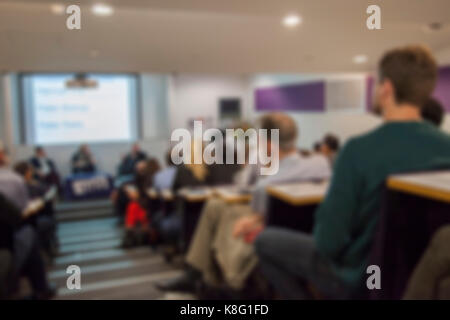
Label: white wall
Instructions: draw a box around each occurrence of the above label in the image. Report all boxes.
[0,75,5,144]
[167,74,250,131]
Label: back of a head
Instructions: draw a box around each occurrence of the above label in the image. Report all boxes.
[379,45,438,108]
[313,142,321,153]
[165,150,175,166]
[259,113,298,152]
[14,161,31,177]
[146,158,161,176]
[185,140,208,182]
[323,134,340,152]
[421,98,444,128]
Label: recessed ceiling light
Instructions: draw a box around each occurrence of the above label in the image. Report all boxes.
[353,55,368,64]
[50,3,65,15]
[283,15,302,28]
[92,3,114,16]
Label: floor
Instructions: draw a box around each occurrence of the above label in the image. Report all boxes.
[49,200,190,300]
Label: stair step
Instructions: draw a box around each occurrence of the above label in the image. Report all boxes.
[55,199,112,213]
[57,208,114,222]
[59,229,122,245]
[58,238,122,255]
[54,247,153,267]
[56,270,181,299]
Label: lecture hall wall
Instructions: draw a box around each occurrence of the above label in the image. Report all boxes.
[1,48,450,177]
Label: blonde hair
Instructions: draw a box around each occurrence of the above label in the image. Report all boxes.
[185,139,208,182]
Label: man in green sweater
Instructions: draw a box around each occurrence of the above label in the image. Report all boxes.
[254,45,450,299]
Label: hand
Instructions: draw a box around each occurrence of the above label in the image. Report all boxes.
[125,187,139,200]
[23,199,44,218]
[233,215,264,239]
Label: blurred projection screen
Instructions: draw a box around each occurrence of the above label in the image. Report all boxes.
[21,74,139,145]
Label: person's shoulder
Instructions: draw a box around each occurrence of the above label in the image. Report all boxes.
[3,169,25,185]
[422,122,450,143]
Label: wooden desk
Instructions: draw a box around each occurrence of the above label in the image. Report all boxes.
[266,181,329,232]
[176,188,212,251]
[387,171,450,204]
[178,188,212,202]
[266,181,329,206]
[213,186,252,204]
[369,171,450,300]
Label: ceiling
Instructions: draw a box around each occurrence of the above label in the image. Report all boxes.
[0,0,450,73]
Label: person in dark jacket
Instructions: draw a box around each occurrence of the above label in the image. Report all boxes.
[29,146,61,192]
[0,193,56,299]
[117,143,148,176]
[14,161,58,257]
[71,144,96,174]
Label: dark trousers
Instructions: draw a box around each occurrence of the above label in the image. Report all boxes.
[11,226,49,295]
[254,227,351,300]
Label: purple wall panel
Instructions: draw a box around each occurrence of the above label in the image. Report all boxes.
[255,81,325,112]
[433,66,450,112]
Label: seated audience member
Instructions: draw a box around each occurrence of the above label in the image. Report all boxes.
[171,140,210,191]
[403,225,450,300]
[255,45,450,299]
[29,146,61,191]
[0,142,55,299]
[320,133,340,166]
[0,146,30,212]
[207,130,242,186]
[14,161,58,257]
[0,248,11,299]
[155,141,209,249]
[422,97,445,128]
[71,144,96,174]
[117,143,148,177]
[153,150,178,191]
[313,142,322,153]
[0,193,55,299]
[157,113,331,293]
[122,158,161,247]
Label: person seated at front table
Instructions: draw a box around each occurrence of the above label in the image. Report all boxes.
[156,113,331,295]
[71,144,96,174]
[254,45,450,300]
[29,146,61,192]
[117,143,148,177]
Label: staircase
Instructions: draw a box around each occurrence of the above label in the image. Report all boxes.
[50,200,182,300]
